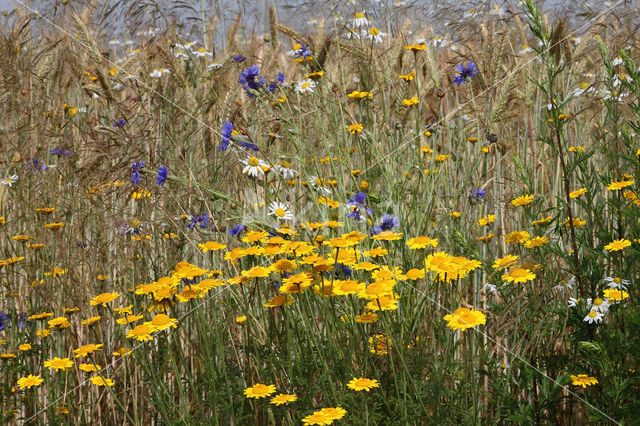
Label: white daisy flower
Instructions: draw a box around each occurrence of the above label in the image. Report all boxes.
[274,163,298,179]
[206,63,222,71]
[109,39,121,46]
[192,48,213,58]
[519,45,533,55]
[150,68,170,78]
[568,297,579,308]
[268,202,294,221]
[0,174,19,187]
[604,276,630,290]
[350,12,369,28]
[365,27,386,43]
[174,51,188,59]
[309,176,331,194]
[612,55,623,66]
[241,156,269,178]
[295,79,316,94]
[583,309,604,324]
[587,297,610,314]
[481,282,497,293]
[344,29,361,39]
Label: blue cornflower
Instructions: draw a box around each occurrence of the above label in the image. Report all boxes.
[232,55,246,62]
[470,188,486,203]
[220,121,234,151]
[50,147,72,157]
[113,119,127,127]
[238,64,266,97]
[0,311,8,331]
[237,141,259,151]
[187,213,210,230]
[267,72,286,93]
[156,165,168,186]
[26,159,47,172]
[372,213,400,235]
[228,223,245,236]
[293,41,312,59]
[346,191,373,221]
[453,61,478,85]
[131,161,145,185]
[18,313,28,331]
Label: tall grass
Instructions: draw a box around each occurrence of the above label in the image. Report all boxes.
[1,0,640,424]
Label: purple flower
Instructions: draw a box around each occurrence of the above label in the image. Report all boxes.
[470,188,486,202]
[293,42,312,59]
[232,55,246,62]
[220,121,234,151]
[131,161,145,185]
[238,65,266,97]
[453,61,478,85]
[156,165,168,186]
[372,213,399,235]
[187,213,210,230]
[0,311,8,331]
[26,158,47,172]
[228,223,245,236]
[267,72,286,93]
[346,191,373,221]
[50,147,72,157]
[113,119,127,128]
[237,141,259,151]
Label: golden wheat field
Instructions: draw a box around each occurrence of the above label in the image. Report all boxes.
[1,0,640,424]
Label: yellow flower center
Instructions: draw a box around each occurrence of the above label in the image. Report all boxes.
[302,82,309,89]
[614,277,621,284]
[593,297,604,306]
[248,157,260,166]
[588,311,598,318]
[354,12,364,18]
[369,28,379,35]
[275,208,286,217]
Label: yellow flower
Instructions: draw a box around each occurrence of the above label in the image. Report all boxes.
[404,43,426,51]
[347,377,380,391]
[126,324,156,341]
[501,267,536,283]
[48,316,71,329]
[492,255,519,270]
[44,357,74,371]
[401,97,419,106]
[569,188,587,198]
[81,316,102,326]
[198,241,227,252]
[18,343,31,351]
[371,231,403,241]
[235,315,247,324]
[43,222,65,230]
[406,236,438,249]
[510,194,534,207]
[347,90,373,100]
[604,239,631,252]
[399,71,415,81]
[90,377,115,387]
[505,231,531,244]
[264,295,295,308]
[16,374,44,390]
[570,374,598,388]
[78,363,102,372]
[319,407,347,421]
[270,393,298,406]
[477,214,497,226]
[244,383,276,399]
[73,343,103,357]
[347,123,363,134]
[132,188,151,199]
[355,312,378,323]
[369,333,392,355]
[562,217,586,227]
[607,179,634,191]
[302,412,331,426]
[524,236,549,248]
[603,288,629,302]
[443,308,486,331]
[90,292,120,306]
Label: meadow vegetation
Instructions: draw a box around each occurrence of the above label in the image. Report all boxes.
[1,0,640,423]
